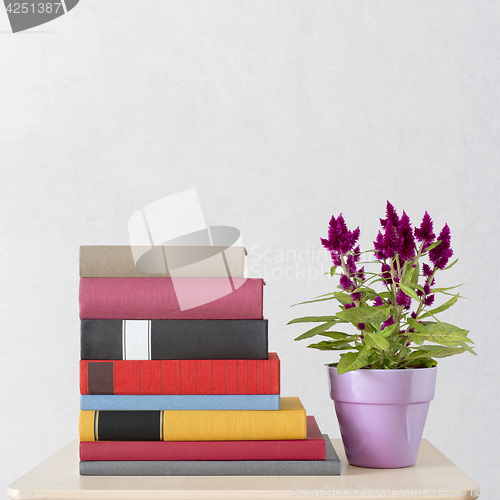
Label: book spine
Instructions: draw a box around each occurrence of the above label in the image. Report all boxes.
[79,278,263,320]
[80,394,280,411]
[79,398,306,442]
[79,416,325,461]
[80,320,269,361]
[80,354,279,394]
[79,437,340,476]
[79,246,246,278]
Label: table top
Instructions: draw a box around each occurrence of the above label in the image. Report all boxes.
[7,439,479,500]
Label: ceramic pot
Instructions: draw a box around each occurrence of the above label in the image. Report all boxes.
[328,366,437,468]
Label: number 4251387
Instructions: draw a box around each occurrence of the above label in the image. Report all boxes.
[6,2,63,14]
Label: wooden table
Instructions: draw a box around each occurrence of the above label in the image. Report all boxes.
[7,439,480,500]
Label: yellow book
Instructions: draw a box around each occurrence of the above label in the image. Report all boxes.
[79,397,307,442]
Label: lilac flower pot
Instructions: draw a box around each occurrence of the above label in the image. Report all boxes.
[328,366,437,468]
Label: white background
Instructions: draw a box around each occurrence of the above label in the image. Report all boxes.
[0,1,498,498]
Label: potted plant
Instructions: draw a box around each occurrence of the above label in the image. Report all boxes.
[289,202,475,468]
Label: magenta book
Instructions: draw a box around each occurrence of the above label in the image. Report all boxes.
[79,278,264,320]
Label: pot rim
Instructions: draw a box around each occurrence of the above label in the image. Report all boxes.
[327,365,438,373]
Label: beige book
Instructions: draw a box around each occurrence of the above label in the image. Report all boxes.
[79,246,246,278]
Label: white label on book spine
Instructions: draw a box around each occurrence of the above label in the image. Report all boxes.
[123,320,151,360]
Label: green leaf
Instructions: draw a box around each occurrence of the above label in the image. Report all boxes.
[444,258,458,270]
[364,331,390,351]
[398,284,422,303]
[292,296,338,306]
[424,240,442,253]
[379,323,398,338]
[308,340,357,351]
[332,292,354,305]
[419,294,459,319]
[336,305,391,325]
[294,322,337,341]
[288,316,338,324]
[430,284,462,294]
[319,332,358,340]
[336,348,373,374]
[351,286,378,300]
[407,317,427,333]
[410,321,473,347]
[330,266,337,277]
[408,346,469,360]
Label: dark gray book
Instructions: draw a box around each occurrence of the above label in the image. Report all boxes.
[80,319,268,360]
[79,434,341,476]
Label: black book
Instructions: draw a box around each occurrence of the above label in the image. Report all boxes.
[80,319,268,360]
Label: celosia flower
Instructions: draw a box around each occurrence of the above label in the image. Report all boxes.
[396,288,411,309]
[382,315,395,330]
[374,231,387,260]
[398,212,416,261]
[381,263,392,285]
[353,246,361,263]
[382,220,403,259]
[424,295,435,306]
[414,211,435,249]
[422,263,433,277]
[373,295,384,306]
[380,201,400,229]
[358,323,365,330]
[346,254,357,275]
[429,224,453,269]
[357,266,365,282]
[321,214,360,264]
[339,274,354,292]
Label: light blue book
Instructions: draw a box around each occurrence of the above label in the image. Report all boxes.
[80,394,280,411]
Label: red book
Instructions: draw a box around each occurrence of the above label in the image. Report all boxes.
[79,416,326,461]
[80,354,280,395]
[79,278,264,320]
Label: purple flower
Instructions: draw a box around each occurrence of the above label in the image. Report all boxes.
[414,211,435,249]
[424,294,435,306]
[353,246,361,263]
[398,212,416,261]
[396,288,411,309]
[346,254,357,275]
[429,224,453,269]
[340,274,354,292]
[382,220,403,259]
[423,283,431,295]
[344,302,356,309]
[422,263,433,277]
[321,214,360,254]
[411,311,417,319]
[351,292,362,301]
[374,231,387,260]
[381,263,392,285]
[357,266,365,282]
[380,201,400,229]
[358,323,365,330]
[373,295,384,306]
[382,315,395,330]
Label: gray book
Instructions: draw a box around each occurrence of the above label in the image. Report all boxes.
[79,435,341,476]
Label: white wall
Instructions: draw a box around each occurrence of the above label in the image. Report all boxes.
[0,0,498,498]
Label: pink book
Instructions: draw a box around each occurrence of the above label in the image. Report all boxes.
[79,278,264,319]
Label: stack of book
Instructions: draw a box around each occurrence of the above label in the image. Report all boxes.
[78,245,340,476]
